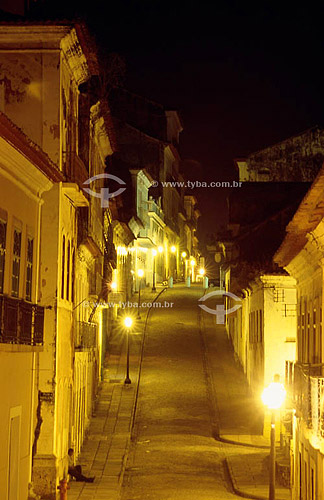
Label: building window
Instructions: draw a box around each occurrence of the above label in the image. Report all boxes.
[67,240,71,301]
[0,220,6,293]
[12,229,21,297]
[61,235,65,299]
[72,248,75,303]
[26,238,33,301]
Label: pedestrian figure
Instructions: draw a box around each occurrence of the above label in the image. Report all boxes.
[67,448,95,483]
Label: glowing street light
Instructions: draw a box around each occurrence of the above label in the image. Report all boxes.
[170,245,176,253]
[199,267,205,276]
[262,375,286,500]
[181,251,187,258]
[158,246,163,253]
[111,281,117,290]
[152,249,157,292]
[137,269,144,318]
[123,316,133,384]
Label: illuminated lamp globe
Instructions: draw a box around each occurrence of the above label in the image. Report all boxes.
[124,317,133,328]
[261,381,286,410]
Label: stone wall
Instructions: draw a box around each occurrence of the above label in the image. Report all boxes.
[247,127,324,182]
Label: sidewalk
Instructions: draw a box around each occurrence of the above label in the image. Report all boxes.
[201,315,291,500]
[225,450,291,500]
[68,285,166,500]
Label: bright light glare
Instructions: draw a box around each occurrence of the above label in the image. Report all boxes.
[170,245,176,253]
[137,269,144,278]
[199,268,205,276]
[124,317,133,328]
[158,246,163,253]
[181,251,187,258]
[152,249,157,256]
[261,382,286,409]
[111,282,117,290]
[190,260,195,266]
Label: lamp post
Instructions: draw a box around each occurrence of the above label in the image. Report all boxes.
[152,249,157,292]
[261,376,286,500]
[123,316,133,384]
[181,251,187,280]
[170,245,177,279]
[137,269,144,318]
[190,259,195,283]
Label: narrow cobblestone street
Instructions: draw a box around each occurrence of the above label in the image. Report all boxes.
[69,284,290,500]
[120,285,289,500]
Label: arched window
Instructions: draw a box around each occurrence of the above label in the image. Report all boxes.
[61,235,65,299]
[72,248,75,303]
[67,240,71,301]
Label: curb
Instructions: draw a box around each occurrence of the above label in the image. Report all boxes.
[224,458,267,500]
[214,432,270,449]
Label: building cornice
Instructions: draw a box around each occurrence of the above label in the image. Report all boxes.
[0,111,63,183]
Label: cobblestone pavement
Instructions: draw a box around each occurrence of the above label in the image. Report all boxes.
[121,285,290,500]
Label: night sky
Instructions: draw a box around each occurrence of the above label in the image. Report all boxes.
[3,0,324,240]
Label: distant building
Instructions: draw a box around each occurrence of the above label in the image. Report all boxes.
[235,126,324,182]
[225,129,320,410]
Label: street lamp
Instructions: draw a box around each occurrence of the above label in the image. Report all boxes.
[199,267,205,276]
[261,375,286,500]
[123,316,133,384]
[152,249,157,292]
[158,246,163,253]
[170,245,176,253]
[137,269,144,318]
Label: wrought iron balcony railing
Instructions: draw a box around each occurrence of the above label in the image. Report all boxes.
[0,295,44,346]
[293,362,324,437]
[75,320,97,349]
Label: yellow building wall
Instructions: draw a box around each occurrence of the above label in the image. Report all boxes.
[0,166,44,499]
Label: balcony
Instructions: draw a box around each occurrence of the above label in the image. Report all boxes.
[62,152,89,207]
[294,362,324,437]
[0,295,44,346]
[148,200,164,223]
[75,321,97,350]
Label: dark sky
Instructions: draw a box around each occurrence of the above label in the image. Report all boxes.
[3,0,324,240]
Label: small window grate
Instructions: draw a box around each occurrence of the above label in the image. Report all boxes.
[273,288,285,302]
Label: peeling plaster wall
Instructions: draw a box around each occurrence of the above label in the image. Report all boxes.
[0,52,60,166]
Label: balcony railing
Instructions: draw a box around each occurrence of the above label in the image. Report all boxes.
[75,321,97,349]
[294,362,324,437]
[148,200,164,222]
[64,152,89,187]
[0,295,44,346]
